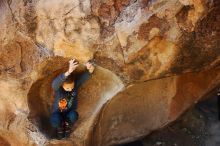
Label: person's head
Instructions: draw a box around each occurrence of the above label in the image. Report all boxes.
[62,78,75,91]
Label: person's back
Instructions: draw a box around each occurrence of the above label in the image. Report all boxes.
[50,59,95,139]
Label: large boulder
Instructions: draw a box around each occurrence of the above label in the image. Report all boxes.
[0,0,219,145]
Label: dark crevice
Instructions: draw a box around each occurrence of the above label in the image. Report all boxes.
[27,58,87,138]
[6,0,16,22]
[16,42,25,72]
[27,68,70,138]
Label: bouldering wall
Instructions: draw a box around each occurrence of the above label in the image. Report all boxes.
[0,0,220,146]
[92,68,220,146]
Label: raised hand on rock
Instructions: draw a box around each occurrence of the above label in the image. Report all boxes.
[65,59,79,77]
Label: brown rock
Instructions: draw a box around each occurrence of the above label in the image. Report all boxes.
[92,67,220,146]
[0,0,220,146]
[137,15,170,40]
[0,136,10,146]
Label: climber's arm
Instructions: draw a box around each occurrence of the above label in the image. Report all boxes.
[75,61,95,89]
[75,71,90,89]
[51,73,67,91]
[52,59,79,91]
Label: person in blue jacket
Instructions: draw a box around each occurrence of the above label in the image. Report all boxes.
[50,59,95,139]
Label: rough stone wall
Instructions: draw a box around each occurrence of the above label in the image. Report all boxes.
[92,68,220,146]
[0,0,219,146]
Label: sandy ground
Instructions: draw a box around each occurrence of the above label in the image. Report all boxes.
[120,96,220,146]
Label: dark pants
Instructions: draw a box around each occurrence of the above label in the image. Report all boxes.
[217,94,220,121]
[50,109,79,128]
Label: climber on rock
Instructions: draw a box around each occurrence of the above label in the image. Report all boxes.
[50,58,95,139]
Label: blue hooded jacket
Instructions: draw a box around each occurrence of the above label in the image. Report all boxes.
[51,71,91,113]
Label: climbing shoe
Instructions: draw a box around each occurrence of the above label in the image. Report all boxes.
[64,121,72,138]
[56,127,64,140]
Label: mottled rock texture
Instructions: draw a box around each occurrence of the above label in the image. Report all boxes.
[0,0,220,145]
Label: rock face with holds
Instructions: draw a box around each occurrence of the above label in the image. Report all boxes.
[0,0,220,145]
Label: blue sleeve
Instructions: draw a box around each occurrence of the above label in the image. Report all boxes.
[52,94,60,113]
[52,73,67,91]
[75,71,91,90]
